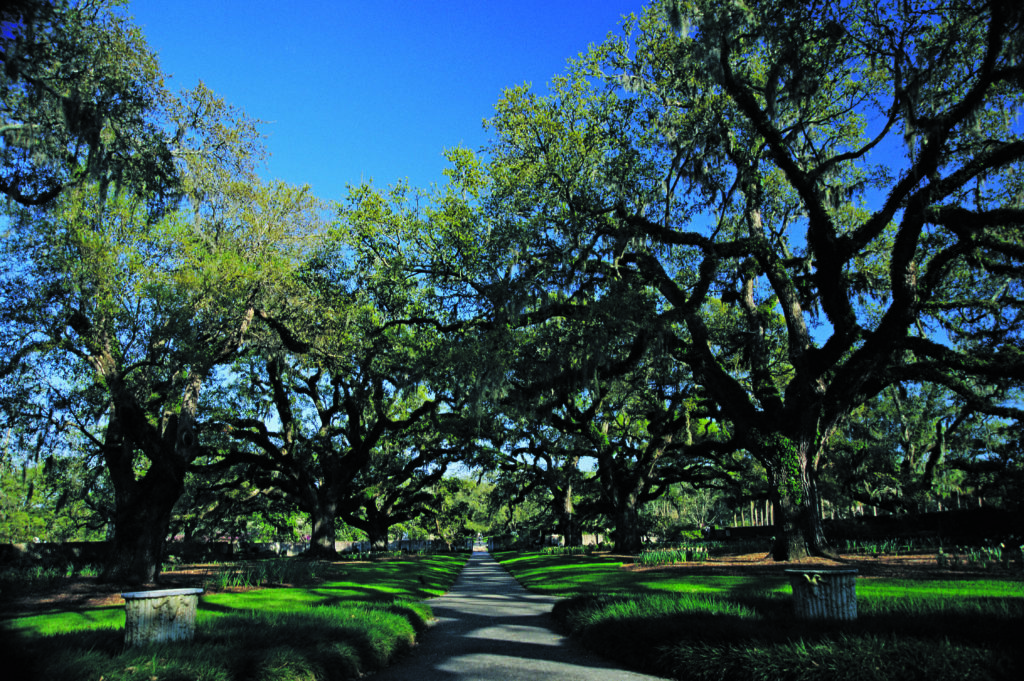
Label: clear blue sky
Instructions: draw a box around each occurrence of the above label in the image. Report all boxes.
[130,1,649,200]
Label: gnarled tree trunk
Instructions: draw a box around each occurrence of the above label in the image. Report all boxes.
[101,396,193,585]
[769,440,828,561]
[554,484,580,546]
[105,483,181,584]
[611,505,644,554]
[305,488,339,559]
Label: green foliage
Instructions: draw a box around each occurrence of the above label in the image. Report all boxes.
[495,549,1024,599]
[7,602,420,681]
[823,383,1019,514]
[0,461,51,542]
[4,0,1024,593]
[558,589,1022,681]
[460,0,1024,559]
[427,476,490,548]
[935,543,1023,570]
[0,450,110,542]
[199,559,323,591]
[0,0,177,207]
[0,563,102,594]
[0,61,317,577]
[542,545,592,557]
[754,430,802,504]
[841,537,942,557]
[634,543,710,566]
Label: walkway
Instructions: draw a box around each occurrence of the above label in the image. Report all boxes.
[370,550,667,681]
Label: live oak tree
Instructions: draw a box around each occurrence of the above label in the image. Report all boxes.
[518,359,732,553]
[427,475,489,550]
[486,469,550,538]
[170,441,310,545]
[482,419,588,547]
[824,381,1019,514]
[0,85,320,582]
[0,419,110,541]
[213,349,444,559]
[0,428,54,541]
[438,233,735,552]
[209,183,470,558]
[953,420,1024,508]
[0,0,176,208]
[463,0,1024,559]
[336,427,453,550]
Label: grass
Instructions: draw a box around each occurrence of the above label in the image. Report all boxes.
[634,544,710,567]
[495,550,1024,681]
[1,553,468,681]
[0,563,103,594]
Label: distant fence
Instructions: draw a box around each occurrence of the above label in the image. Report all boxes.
[0,541,112,567]
[241,538,470,557]
[823,508,1024,543]
[487,533,607,550]
[0,537,473,567]
[7,508,1017,567]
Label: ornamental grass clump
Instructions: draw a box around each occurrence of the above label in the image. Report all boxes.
[634,544,709,567]
[552,588,1022,681]
[201,559,324,591]
[554,593,765,675]
[542,545,590,556]
[2,553,466,680]
[935,542,1019,570]
[4,599,428,681]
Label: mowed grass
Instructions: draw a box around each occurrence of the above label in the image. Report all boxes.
[1,553,468,681]
[494,551,1024,681]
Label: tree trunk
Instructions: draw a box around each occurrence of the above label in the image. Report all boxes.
[103,469,183,584]
[101,407,189,584]
[558,513,580,547]
[105,509,171,584]
[554,484,579,546]
[611,505,643,554]
[770,443,828,561]
[366,521,390,551]
[305,490,338,559]
[772,494,812,561]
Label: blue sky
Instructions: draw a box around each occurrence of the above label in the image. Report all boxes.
[130,1,649,200]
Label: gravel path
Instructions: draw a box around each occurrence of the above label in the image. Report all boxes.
[369,550,667,681]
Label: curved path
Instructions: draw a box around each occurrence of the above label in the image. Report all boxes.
[370,550,667,681]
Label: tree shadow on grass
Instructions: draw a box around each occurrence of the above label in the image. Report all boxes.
[3,596,431,681]
[553,591,1024,680]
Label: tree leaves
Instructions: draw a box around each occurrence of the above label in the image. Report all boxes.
[0,0,176,208]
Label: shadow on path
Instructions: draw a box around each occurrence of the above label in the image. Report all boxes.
[369,550,666,681]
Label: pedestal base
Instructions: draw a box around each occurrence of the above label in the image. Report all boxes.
[785,569,857,621]
[121,587,203,646]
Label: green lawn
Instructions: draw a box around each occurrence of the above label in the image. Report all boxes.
[495,550,1024,681]
[1,553,468,681]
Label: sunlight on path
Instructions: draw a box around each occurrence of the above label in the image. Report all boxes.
[369,550,667,681]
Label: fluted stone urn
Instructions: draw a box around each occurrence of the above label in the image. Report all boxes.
[121,587,204,646]
[785,569,858,621]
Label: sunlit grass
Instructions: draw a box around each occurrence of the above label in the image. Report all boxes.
[1,553,468,681]
[3,607,124,637]
[499,550,1023,681]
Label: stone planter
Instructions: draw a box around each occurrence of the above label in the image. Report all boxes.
[785,569,857,621]
[121,587,203,646]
